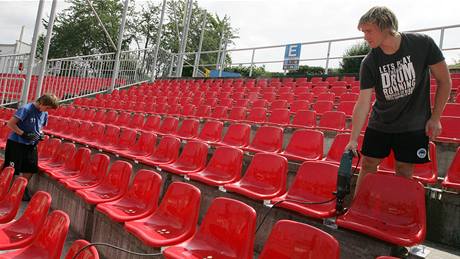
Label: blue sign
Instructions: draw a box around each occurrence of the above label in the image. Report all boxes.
[283,43,302,70]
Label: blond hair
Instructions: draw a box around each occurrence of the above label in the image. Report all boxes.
[358,6,399,35]
[36,93,60,109]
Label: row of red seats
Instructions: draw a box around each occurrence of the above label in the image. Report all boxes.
[0,168,99,258]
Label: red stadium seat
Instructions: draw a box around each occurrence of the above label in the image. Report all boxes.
[0,191,51,249]
[94,125,120,151]
[224,153,288,200]
[111,128,137,153]
[141,115,161,134]
[64,239,100,259]
[96,170,162,222]
[140,136,181,167]
[337,101,356,118]
[244,107,267,124]
[217,123,251,148]
[208,106,228,120]
[324,133,364,168]
[227,107,247,122]
[317,111,346,132]
[117,132,157,161]
[0,167,14,200]
[197,120,223,144]
[290,100,310,114]
[266,108,290,126]
[0,210,70,259]
[280,129,324,162]
[271,161,338,218]
[442,147,460,190]
[163,197,256,259]
[193,105,211,119]
[270,100,288,109]
[340,93,359,102]
[312,101,334,116]
[76,160,132,204]
[39,142,76,172]
[188,146,243,186]
[157,117,179,135]
[337,174,426,247]
[436,116,460,143]
[45,147,91,180]
[317,93,335,102]
[174,118,199,140]
[60,153,110,191]
[290,110,316,128]
[0,177,27,224]
[124,182,201,247]
[159,141,209,175]
[181,104,196,117]
[443,103,460,117]
[245,126,283,153]
[258,220,340,259]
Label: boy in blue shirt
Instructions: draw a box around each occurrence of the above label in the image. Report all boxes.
[3,94,59,200]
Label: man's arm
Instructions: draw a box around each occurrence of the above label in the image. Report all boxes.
[7,116,24,136]
[345,88,373,152]
[426,60,452,139]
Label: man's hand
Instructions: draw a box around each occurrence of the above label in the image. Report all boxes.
[21,132,40,142]
[425,117,442,140]
[345,140,359,157]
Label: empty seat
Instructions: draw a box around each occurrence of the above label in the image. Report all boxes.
[280,129,323,162]
[60,153,110,191]
[141,115,161,134]
[0,191,51,249]
[197,120,223,144]
[0,210,70,259]
[157,117,179,135]
[193,105,211,119]
[270,100,288,109]
[124,182,201,247]
[244,107,267,124]
[163,197,256,259]
[45,147,91,180]
[442,147,460,190]
[96,170,162,222]
[140,136,181,167]
[224,153,288,200]
[0,167,14,201]
[189,146,243,186]
[117,132,157,161]
[159,141,209,175]
[266,108,290,126]
[76,160,132,204]
[317,111,346,131]
[181,104,196,117]
[64,239,100,259]
[290,110,316,128]
[0,177,27,223]
[317,93,335,102]
[271,161,338,218]
[39,142,76,172]
[227,107,247,122]
[436,116,460,143]
[208,106,228,120]
[258,220,340,259]
[94,125,120,151]
[443,103,460,117]
[337,101,356,118]
[290,100,310,114]
[217,123,251,148]
[337,174,426,247]
[324,133,364,168]
[312,101,334,116]
[174,118,199,140]
[245,126,283,153]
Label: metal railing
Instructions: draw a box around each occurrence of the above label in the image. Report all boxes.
[0,53,30,106]
[175,24,460,77]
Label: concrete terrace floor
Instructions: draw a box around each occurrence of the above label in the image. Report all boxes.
[0,201,457,259]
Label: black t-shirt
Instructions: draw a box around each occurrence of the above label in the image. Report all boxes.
[360,32,445,133]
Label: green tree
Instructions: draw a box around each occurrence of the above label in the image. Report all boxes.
[339,41,370,74]
[226,65,270,77]
[37,0,137,59]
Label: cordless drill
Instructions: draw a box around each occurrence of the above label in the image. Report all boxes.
[335,149,355,214]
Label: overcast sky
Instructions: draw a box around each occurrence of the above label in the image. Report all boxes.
[1,0,459,71]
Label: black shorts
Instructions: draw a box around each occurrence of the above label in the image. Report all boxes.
[361,127,430,164]
[2,139,38,174]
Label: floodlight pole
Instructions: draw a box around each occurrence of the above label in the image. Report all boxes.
[324,41,332,75]
[176,0,193,77]
[21,0,45,106]
[151,0,167,81]
[110,0,130,92]
[37,0,58,98]
[193,11,207,77]
[219,36,228,77]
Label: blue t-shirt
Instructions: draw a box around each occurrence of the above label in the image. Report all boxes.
[9,103,48,145]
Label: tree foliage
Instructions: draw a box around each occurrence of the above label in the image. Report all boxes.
[339,41,370,74]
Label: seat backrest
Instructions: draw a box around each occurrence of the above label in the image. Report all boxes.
[250,126,284,152]
[192,197,256,259]
[64,147,91,172]
[286,161,338,201]
[290,100,310,113]
[203,146,243,181]
[151,135,181,162]
[15,191,51,232]
[228,107,247,121]
[100,125,120,146]
[241,153,288,195]
[351,173,426,231]
[210,106,228,119]
[80,153,110,180]
[438,116,460,141]
[313,101,334,115]
[176,119,199,139]
[174,141,209,168]
[181,104,196,116]
[326,133,363,166]
[102,110,118,124]
[195,105,211,117]
[246,107,267,123]
[124,170,162,213]
[88,123,105,140]
[291,110,316,128]
[65,239,99,259]
[197,120,223,142]
[158,117,179,134]
[142,115,161,132]
[284,129,323,160]
[318,111,346,131]
[447,147,460,183]
[39,138,62,159]
[0,177,27,222]
[268,108,290,125]
[130,113,145,129]
[101,160,132,192]
[337,101,356,117]
[114,111,131,127]
[117,128,137,149]
[0,167,14,200]
[259,220,339,259]
[155,182,201,232]
[221,123,251,147]
[131,132,157,155]
[443,103,460,117]
[34,210,70,259]
[51,142,76,164]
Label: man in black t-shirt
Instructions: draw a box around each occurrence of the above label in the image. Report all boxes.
[345,6,452,195]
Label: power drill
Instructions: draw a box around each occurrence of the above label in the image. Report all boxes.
[335,149,355,215]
